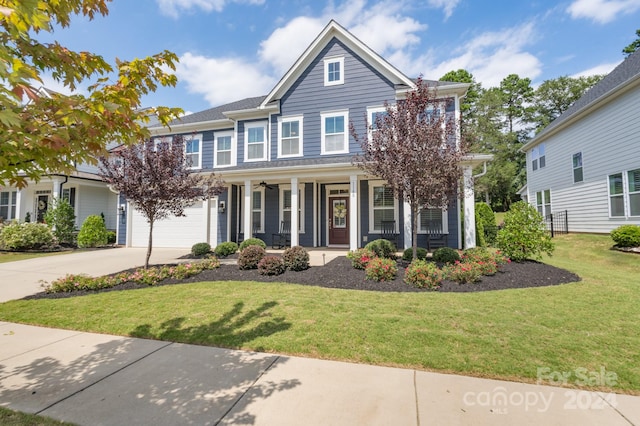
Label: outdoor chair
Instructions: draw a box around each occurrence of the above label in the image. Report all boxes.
[381,220,399,247]
[425,222,446,251]
[272,221,291,249]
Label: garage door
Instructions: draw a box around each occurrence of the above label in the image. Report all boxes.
[130,201,208,248]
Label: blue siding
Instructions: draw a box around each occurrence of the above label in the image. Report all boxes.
[117,193,127,245]
[202,130,214,170]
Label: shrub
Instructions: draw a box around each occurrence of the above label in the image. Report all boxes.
[402,247,428,262]
[191,242,211,256]
[0,222,54,251]
[106,231,117,244]
[44,198,76,246]
[444,261,483,284]
[238,245,265,270]
[77,215,109,248]
[283,246,310,271]
[475,210,486,248]
[433,247,460,264]
[461,247,498,275]
[611,225,640,248]
[496,201,554,262]
[239,237,267,251]
[364,239,396,259]
[404,259,443,289]
[214,241,238,257]
[346,248,377,269]
[365,257,397,281]
[258,255,286,275]
[475,202,498,245]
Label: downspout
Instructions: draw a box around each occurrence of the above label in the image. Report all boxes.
[58,175,69,198]
[473,162,488,204]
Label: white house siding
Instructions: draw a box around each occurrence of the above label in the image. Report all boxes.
[130,202,208,248]
[527,83,640,233]
[76,186,117,230]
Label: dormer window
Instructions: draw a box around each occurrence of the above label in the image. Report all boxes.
[324,57,344,86]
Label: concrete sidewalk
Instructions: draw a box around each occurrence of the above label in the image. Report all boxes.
[1,322,638,425]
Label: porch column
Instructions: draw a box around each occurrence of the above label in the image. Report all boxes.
[209,196,219,246]
[290,177,299,246]
[244,180,251,241]
[463,165,476,249]
[349,175,358,251]
[51,177,62,199]
[15,189,22,222]
[403,200,411,250]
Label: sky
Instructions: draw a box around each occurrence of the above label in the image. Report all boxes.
[39,0,640,115]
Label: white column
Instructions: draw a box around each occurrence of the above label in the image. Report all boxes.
[126,200,133,247]
[403,200,411,250]
[51,177,62,199]
[349,175,358,251]
[312,180,318,247]
[15,189,22,222]
[463,166,476,249]
[203,196,210,244]
[290,177,299,247]
[244,180,252,241]
[209,196,218,246]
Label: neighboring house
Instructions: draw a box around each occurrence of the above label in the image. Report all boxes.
[521,49,640,233]
[122,20,490,250]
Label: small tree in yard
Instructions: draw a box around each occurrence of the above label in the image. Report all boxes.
[350,77,468,260]
[44,198,76,246]
[99,136,225,268]
[496,201,554,262]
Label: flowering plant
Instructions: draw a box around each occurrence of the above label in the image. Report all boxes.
[365,257,397,281]
[346,248,377,269]
[404,260,443,289]
[444,261,483,284]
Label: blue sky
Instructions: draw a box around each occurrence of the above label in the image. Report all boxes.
[41,0,640,114]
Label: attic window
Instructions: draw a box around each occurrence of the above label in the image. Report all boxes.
[324,57,344,86]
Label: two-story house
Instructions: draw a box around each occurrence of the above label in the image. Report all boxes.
[121,20,490,251]
[521,48,640,233]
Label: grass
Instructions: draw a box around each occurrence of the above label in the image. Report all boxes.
[0,407,76,425]
[1,234,639,394]
[0,250,69,264]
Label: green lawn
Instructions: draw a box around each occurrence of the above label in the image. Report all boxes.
[0,406,75,425]
[1,234,639,393]
[0,250,69,264]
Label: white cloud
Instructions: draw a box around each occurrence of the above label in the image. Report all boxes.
[156,0,265,18]
[566,0,640,24]
[571,60,622,77]
[175,53,275,106]
[427,0,461,19]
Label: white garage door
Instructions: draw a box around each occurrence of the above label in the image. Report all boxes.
[130,202,208,248]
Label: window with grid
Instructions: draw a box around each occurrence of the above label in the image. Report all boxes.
[536,190,551,216]
[324,57,344,86]
[215,134,232,167]
[0,191,16,221]
[371,185,395,232]
[532,143,546,171]
[627,169,640,216]
[419,208,443,233]
[252,190,263,233]
[245,123,267,161]
[572,152,583,183]
[321,111,348,154]
[609,173,625,217]
[279,116,302,157]
[185,136,201,168]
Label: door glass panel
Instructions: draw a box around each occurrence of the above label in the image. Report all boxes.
[333,200,347,228]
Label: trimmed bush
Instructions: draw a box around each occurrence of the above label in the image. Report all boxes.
[365,239,396,259]
[283,246,310,271]
[496,201,554,262]
[404,259,442,289]
[44,198,76,245]
[475,210,486,247]
[238,245,265,270]
[365,257,397,281]
[476,202,498,245]
[191,242,211,256]
[239,237,267,251]
[611,225,640,248]
[461,247,498,275]
[258,255,286,275]
[77,215,109,248]
[402,247,428,262]
[106,231,117,244]
[444,261,483,284]
[214,241,238,257]
[0,222,54,251]
[433,247,460,264]
[346,248,377,269]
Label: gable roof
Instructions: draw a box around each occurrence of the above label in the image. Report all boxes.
[523,48,640,150]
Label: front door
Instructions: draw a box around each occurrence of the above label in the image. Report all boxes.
[36,195,49,223]
[329,197,349,245]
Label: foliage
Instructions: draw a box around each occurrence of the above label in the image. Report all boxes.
[99,136,225,268]
[404,259,442,289]
[623,29,640,57]
[364,257,397,282]
[238,245,265,270]
[351,77,467,260]
[76,215,109,248]
[214,241,238,257]
[239,237,267,251]
[106,230,117,244]
[461,247,510,276]
[610,225,640,248]
[496,201,555,262]
[258,255,286,276]
[282,246,310,271]
[43,198,76,245]
[475,202,498,245]
[346,248,377,269]
[432,247,460,264]
[24,212,31,223]
[475,210,486,248]
[364,239,397,259]
[191,242,211,256]
[444,261,483,284]
[0,0,183,188]
[0,222,54,250]
[402,247,428,262]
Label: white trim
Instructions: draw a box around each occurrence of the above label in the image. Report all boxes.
[251,187,265,234]
[277,115,304,158]
[280,183,305,233]
[244,121,268,162]
[366,106,387,144]
[214,130,235,168]
[184,133,203,170]
[324,56,344,86]
[321,110,349,155]
[367,180,399,234]
[325,184,351,247]
[608,169,640,218]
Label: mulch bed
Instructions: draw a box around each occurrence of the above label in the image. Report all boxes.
[25,256,581,300]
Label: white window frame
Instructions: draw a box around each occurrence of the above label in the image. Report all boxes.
[214,130,235,168]
[367,106,387,143]
[628,168,640,217]
[277,115,304,158]
[0,190,17,221]
[280,184,305,233]
[153,136,172,151]
[418,207,449,234]
[252,187,265,234]
[324,56,344,86]
[244,121,268,162]
[368,181,398,233]
[572,152,583,183]
[532,143,546,171]
[535,189,551,217]
[321,110,349,155]
[184,133,202,169]
[608,169,640,218]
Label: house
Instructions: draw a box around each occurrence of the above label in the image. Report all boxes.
[521,49,640,233]
[122,20,490,251]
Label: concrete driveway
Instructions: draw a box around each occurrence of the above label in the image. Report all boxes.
[0,247,189,302]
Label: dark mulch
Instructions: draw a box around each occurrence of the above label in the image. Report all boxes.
[25,256,581,300]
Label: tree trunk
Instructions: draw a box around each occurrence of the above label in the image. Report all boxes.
[145,219,154,269]
[412,202,419,260]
